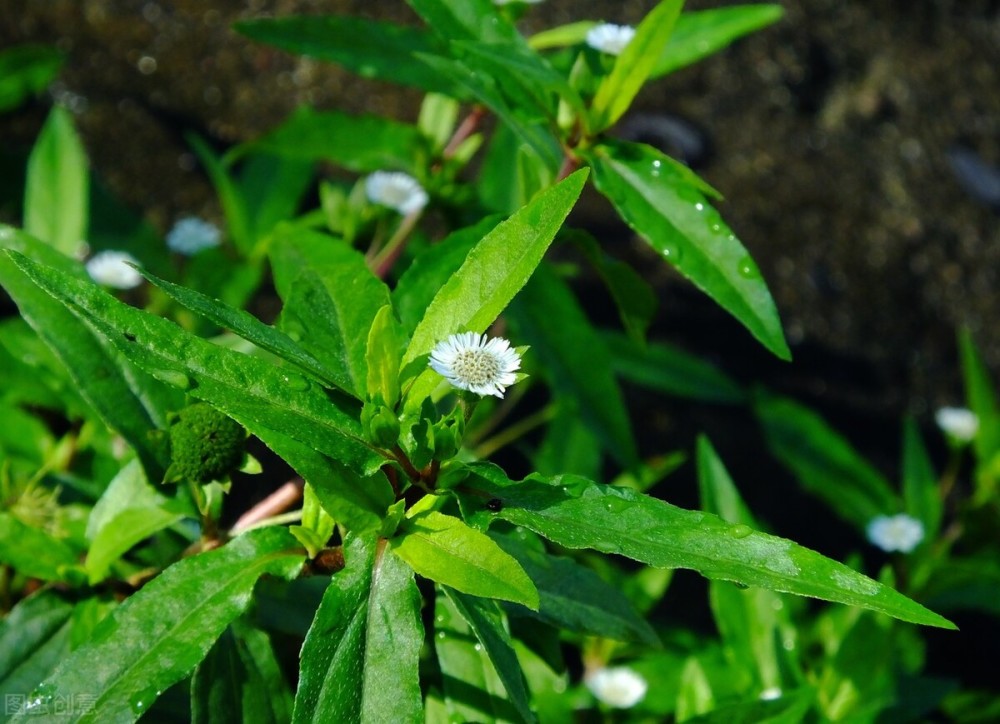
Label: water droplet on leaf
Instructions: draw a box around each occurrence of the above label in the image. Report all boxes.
[283,374,310,391]
[737,255,761,279]
[152,369,194,389]
[729,524,753,539]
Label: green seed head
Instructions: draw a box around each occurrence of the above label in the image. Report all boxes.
[168,403,247,484]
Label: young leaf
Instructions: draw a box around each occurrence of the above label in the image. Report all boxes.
[3,251,381,476]
[187,134,253,255]
[24,106,88,257]
[589,0,684,133]
[366,305,404,406]
[605,331,746,403]
[585,139,790,360]
[236,16,466,98]
[754,391,898,529]
[293,536,423,724]
[139,266,344,391]
[270,230,392,399]
[460,463,955,629]
[390,510,539,608]
[435,591,523,724]
[901,419,942,541]
[191,626,293,724]
[508,266,638,468]
[238,152,315,243]
[402,169,588,405]
[651,5,785,79]
[444,588,535,724]
[0,228,175,479]
[241,106,429,175]
[85,460,190,584]
[492,533,659,645]
[15,527,305,723]
[407,0,521,43]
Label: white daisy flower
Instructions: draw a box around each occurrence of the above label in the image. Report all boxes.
[364,171,429,215]
[585,23,636,56]
[166,216,221,255]
[86,250,143,289]
[935,406,978,444]
[586,666,648,709]
[429,332,521,398]
[867,513,924,553]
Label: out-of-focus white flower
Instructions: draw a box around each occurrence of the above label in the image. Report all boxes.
[586,666,648,709]
[585,23,636,56]
[759,687,783,701]
[429,332,521,398]
[935,406,979,444]
[166,216,221,255]
[86,250,143,289]
[867,513,924,553]
[364,171,428,215]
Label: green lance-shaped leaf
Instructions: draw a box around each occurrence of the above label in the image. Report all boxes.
[585,139,790,360]
[408,0,523,43]
[270,230,392,399]
[901,418,942,541]
[460,463,955,629]
[589,0,684,133]
[402,169,588,406]
[366,305,404,406]
[138,266,344,392]
[187,134,254,255]
[390,510,539,608]
[508,265,638,468]
[492,533,658,645]
[392,216,499,335]
[293,536,423,724]
[0,512,81,583]
[191,625,294,724]
[240,106,430,175]
[24,106,88,257]
[604,331,747,404]
[261,429,392,535]
[959,328,1000,465]
[650,4,785,79]
[754,391,899,529]
[697,437,787,695]
[12,527,305,724]
[236,15,467,98]
[0,227,176,478]
[435,591,522,724]
[444,588,535,724]
[0,592,75,705]
[3,251,382,476]
[85,460,191,585]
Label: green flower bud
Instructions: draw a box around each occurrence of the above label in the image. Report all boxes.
[361,401,401,448]
[431,407,465,461]
[168,403,246,484]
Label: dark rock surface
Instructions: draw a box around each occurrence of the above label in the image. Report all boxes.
[1,0,999,420]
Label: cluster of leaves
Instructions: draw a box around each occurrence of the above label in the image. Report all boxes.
[0,2,978,722]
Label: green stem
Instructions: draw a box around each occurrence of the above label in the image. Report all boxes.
[371,209,423,279]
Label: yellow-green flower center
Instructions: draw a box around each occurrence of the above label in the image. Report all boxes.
[451,349,501,387]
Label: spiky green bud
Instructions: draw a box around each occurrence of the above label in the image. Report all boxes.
[167,403,246,484]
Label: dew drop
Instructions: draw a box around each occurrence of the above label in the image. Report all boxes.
[129,687,162,715]
[729,524,753,539]
[283,374,310,391]
[737,255,761,279]
[152,369,194,389]
[732,581,750,590]
[694,202,705,212]
[25,683,57,712]
[436,631,446,640]
[650,159,662,177]
[662,243,683,263]
[473,643,482,652]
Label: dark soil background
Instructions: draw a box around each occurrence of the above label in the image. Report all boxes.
[2,0,999,704]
